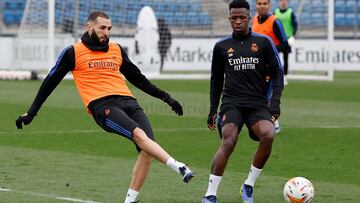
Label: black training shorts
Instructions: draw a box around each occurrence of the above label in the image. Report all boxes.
[219,105,272,141]
[89,95,154,152]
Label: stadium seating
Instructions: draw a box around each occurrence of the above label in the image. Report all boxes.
[312,0,327,13]
[1,0,212,28]
[312,13,327,27]
[335,13,346,27]
[2,0,26,25]
[346,13,356,27]
[1,0,360,33]
[3,11,22,25]
[345,0,356,13]
[288,1,299,10]
[299,11,312,27]
[335,0,346,13]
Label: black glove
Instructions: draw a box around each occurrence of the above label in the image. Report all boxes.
[15,113,35,129]
[164,96,183,116]
[207,112,217,130]
[269,102,280,121]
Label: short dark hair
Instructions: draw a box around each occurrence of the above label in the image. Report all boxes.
[229,0,250,10]
[87,11,110,22]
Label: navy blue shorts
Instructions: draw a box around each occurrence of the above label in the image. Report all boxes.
[218,105,272,141]
[90,95,154,152]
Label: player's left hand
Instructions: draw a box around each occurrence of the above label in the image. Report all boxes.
[288,36,295,47]
[269,103,280,121]
[207,113,217,130]
[165,97,183,116]
[271,116,277,123]
[15,112,35,129]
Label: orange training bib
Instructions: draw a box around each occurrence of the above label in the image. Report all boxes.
[252,14,280,46]
[72,42,133,108]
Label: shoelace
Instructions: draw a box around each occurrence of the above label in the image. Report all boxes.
[208,195,217,201]
[179,166,186,176]
[244,185,253,197]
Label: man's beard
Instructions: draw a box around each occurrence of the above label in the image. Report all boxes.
[90,29,109,45]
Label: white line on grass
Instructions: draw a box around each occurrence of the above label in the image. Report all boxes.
[0,187,100,203]
[1,125,360,136]
[0,128,208,135]
[285,125,360,129]
[0,187,11,192]
[0,129,102,135]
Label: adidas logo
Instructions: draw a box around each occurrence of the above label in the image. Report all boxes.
[227,48,235,53]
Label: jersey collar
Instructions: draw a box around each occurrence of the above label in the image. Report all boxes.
[232,28,252,41]
[257,12,272,23]
[81,32,109,52]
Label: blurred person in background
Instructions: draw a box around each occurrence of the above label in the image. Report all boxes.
[274,0,298,84]
[252,0,289,133]
[157,18,172,72]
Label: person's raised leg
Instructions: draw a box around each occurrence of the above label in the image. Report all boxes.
[102,106,194,202]
[132,127,169,163]
[132,128,193,183]
[104,105,194,183]
[124,106,193,203]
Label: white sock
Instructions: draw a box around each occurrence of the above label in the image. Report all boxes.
[274,120,280,128]
[244,165,263,187]
[124,188,139,203]
[166,157,184,174]
[205,174,222,197]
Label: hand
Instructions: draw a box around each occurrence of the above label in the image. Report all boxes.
[207,113,217,130]
[271,116,277,123]
[288,36,295,47]
[269,101,280,122]
[15,113,35,129]
[165,97,183,116]
[271,111,280,121]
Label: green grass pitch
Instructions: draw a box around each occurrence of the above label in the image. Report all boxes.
[0,72,359,202]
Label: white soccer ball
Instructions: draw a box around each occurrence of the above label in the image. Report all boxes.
[283,177,314,203]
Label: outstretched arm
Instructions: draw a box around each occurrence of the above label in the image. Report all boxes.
[16,46,75,129]
[118,45,183,116]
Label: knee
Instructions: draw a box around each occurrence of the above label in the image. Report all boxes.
[132,128,148,144]
[221,134,237,155]
[220,124,238,155]
[259,130,275,144]
[252,121,275,144]
[221,140,236,155]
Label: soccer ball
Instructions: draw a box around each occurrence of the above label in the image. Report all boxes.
[283,177,314,203]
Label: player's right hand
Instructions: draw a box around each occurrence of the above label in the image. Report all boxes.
[207,113,217,130]
[15,113,35,129]
[165,97,183,116]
